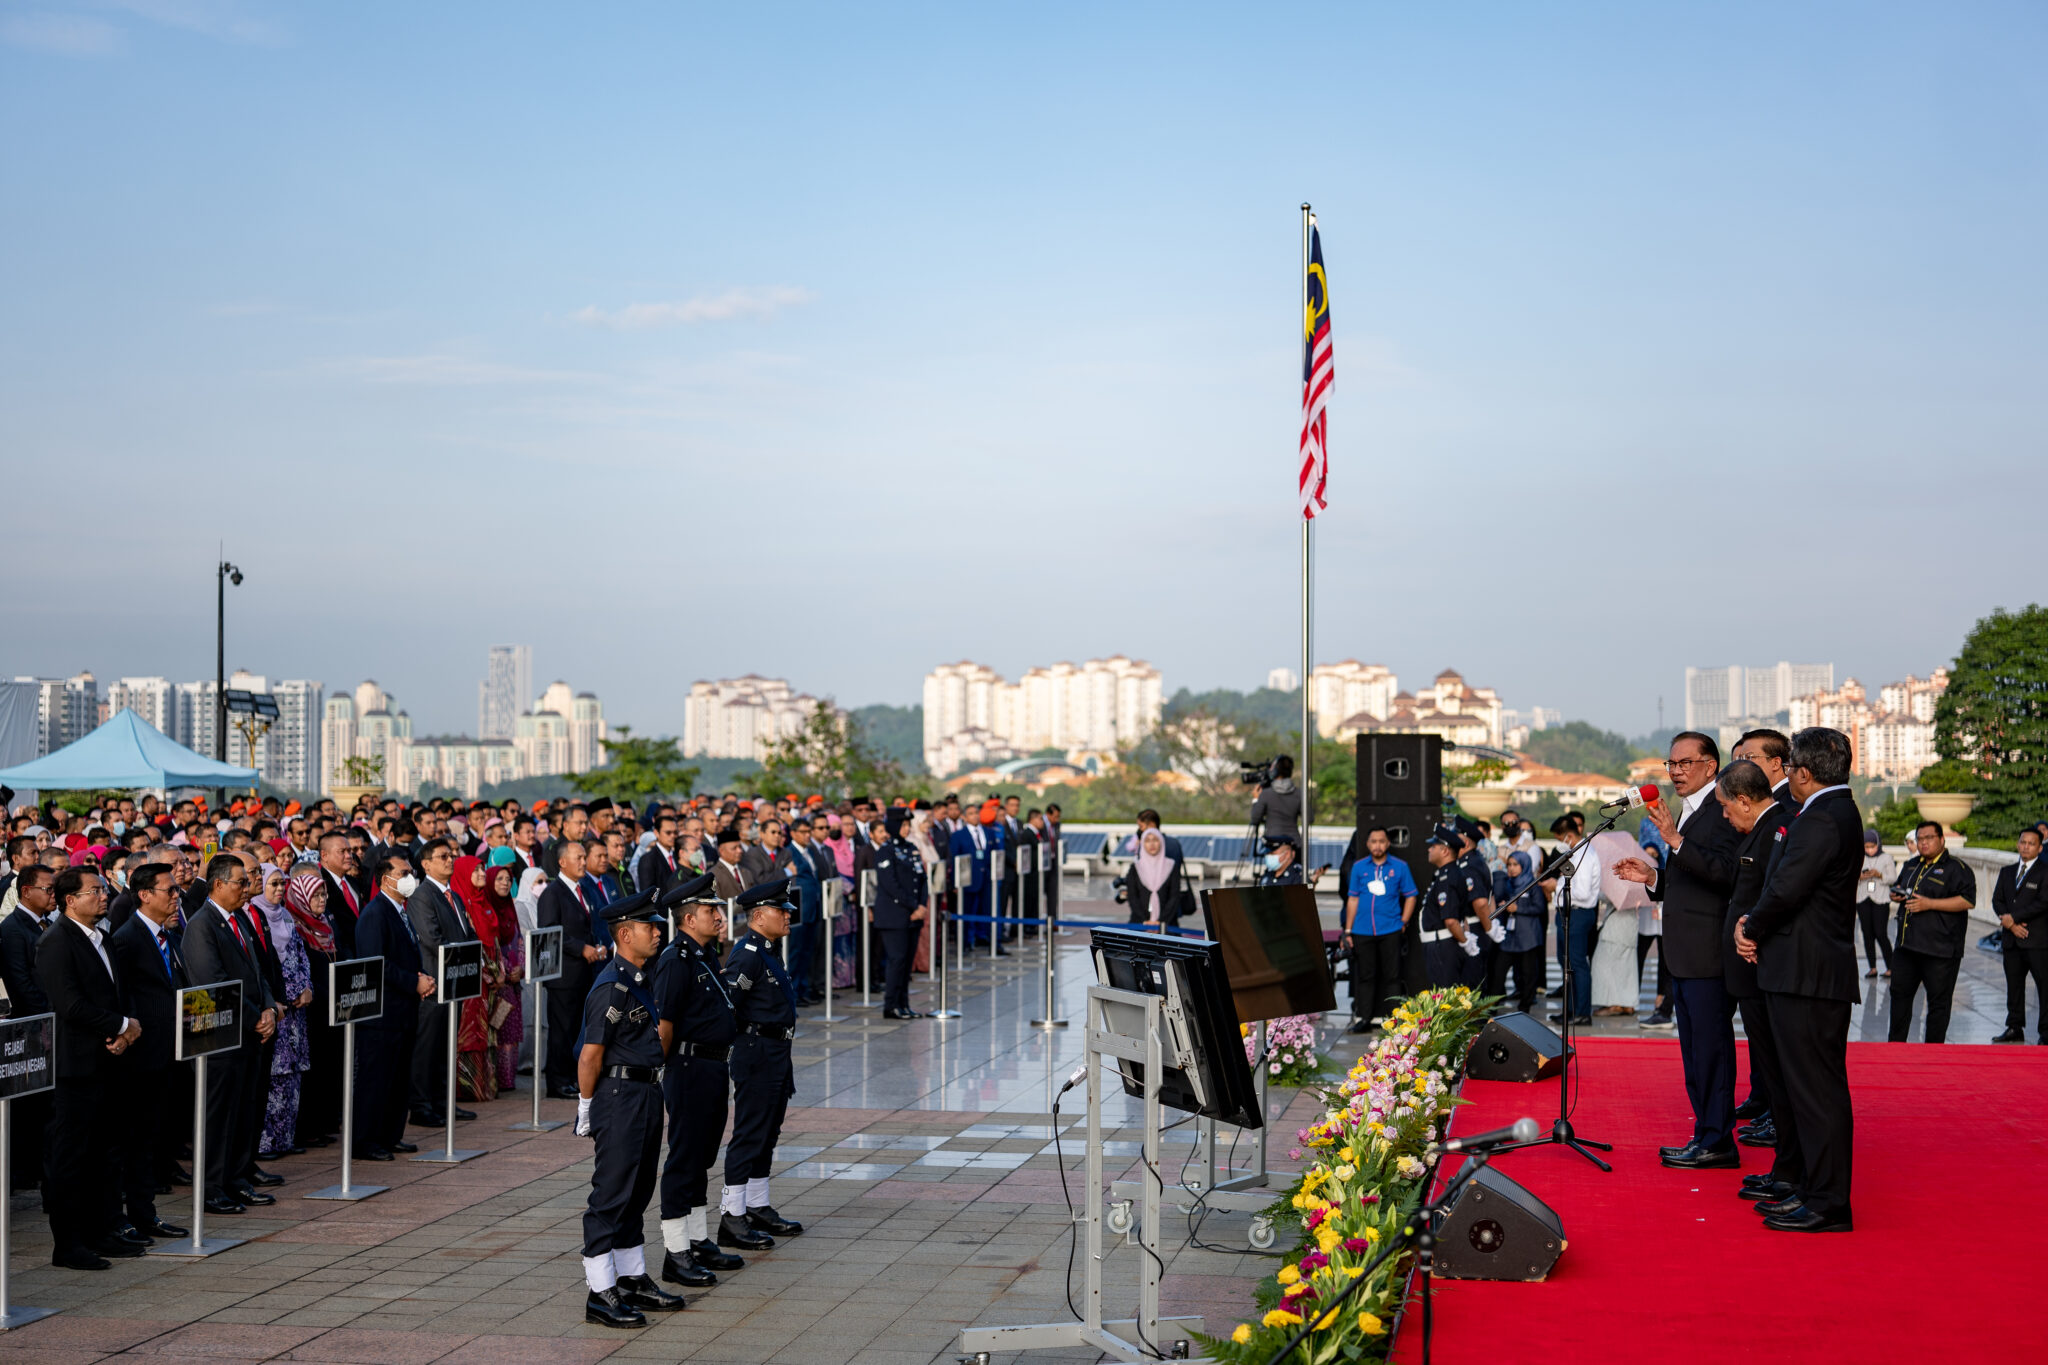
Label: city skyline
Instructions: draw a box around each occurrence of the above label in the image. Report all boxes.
[2,6,2034,742]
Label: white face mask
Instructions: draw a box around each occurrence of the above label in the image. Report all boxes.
[110,820,127,836]
[394,873,420,899]
[1262,853,1282,872]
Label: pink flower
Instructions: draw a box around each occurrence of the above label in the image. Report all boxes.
[1304,1206,1327,1231]
[1298,1251,1329,1273]
[1343,1237,1372,1253]
[1288,1147,1303,1160]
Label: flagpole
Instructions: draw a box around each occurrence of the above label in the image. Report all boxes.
[1299,203,1314,844]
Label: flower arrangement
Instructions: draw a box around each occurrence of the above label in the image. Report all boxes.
[1247,1013,1329,1088]
[1205,986,1493,1364]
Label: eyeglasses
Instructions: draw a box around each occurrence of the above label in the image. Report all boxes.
[1665,758,1710,772]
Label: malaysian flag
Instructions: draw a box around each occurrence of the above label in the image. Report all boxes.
[1298,218,1333,518]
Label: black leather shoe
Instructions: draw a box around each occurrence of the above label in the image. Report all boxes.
[1659,1142,1702,1160]
[1993,1028,2026,1043]
[584,1287,647,1328]
[248,1167,285,1187]
[1347,1019,1371,1034]
[1544,985,1564,998]
[692,1238,743,1270]
[170,1165,192,1186]
[353,1146,395,1162]
[139,1219,188,1239]
[1741,1171,1778,1189]
[95,1238,146,1259]
[391,1140,418,1153]
[746,1205,803,1237]
[1738,1120,1777,1148]
[547,1086,580,1100]
[1737,1180,1796,1203]
[1763,1206,1853,1233]
[108,1224,152,1247]
[719,1212,772,1249]
[454,1107,476,1121]
[616,1273,685,1312]
[204,1196,247,1216]
[53,1248,111,1271]
[233,1185,277,1206]
[662,1249,716,1287]
[410,1110,444,1128]
[1734,1093,1768,1121]
[1661,1145,1739,1170]
[1754,1194,1806,1218]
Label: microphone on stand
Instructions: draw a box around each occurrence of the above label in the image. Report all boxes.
[1441,1117,1542,1153]
[1599,784,1663,815]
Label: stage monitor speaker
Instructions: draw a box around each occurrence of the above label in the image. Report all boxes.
[1434,1160,1566,1282]
[1352,803,1440,897]
[1355,734,1443,809]
[1465,1011,1570,1083]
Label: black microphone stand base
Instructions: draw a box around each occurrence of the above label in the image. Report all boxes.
[1498,1116,1613,1171]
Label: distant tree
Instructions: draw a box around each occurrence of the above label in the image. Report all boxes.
[849,704,927,772]
[1935,605,2048,840]
[1520,721,1641,780]
[567,725,699,805]
[746,704,928,803]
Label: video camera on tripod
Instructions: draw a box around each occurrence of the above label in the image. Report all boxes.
[1238,756,1282,787]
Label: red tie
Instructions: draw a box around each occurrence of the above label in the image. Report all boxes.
[225,910,248,954]
[337,877,359,914]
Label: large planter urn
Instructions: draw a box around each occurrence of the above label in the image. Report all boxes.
[1454,788,1513,823]
[1913,792,1975,837]
[329,784,386,811]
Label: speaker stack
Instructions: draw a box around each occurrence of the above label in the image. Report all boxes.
[1353,733,1445,894]
[1433,1160,1567,1281]
[1465,1011,1571,1083]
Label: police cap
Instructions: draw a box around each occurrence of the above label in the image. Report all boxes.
[735,877,798,914]
[1425,827,1455,849]
[657,870,719,910]
[601,885,663,926]
[884,807,909,837]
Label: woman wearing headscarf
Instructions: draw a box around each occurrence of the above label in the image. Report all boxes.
[450,854,504,1103]
[1124,829,1184,930]
[258,867,320,1158]
[286,858,345,1149]
[484,849,525,1091]
[513,865,550,1073]
[824,813,857,987]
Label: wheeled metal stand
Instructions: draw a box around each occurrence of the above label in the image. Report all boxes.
[1108,1018,1274,1249]
[956,986,1211,1364]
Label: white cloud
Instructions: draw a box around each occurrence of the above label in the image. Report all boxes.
[1,12,122,54]
[319,354,604,387]
[573,286,815,331]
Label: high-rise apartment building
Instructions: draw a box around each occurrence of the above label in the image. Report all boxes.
[10,673,99,756]
[106,676,175,735]
[515,710,572,777]
[537,680,606,772]
[1309,662,1398,737]
[477,645,532,741]
[684,677,835,761]
[266,679,324,794]
[921,657,1163,775]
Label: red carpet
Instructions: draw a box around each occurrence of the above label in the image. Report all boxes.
[1394,1038,2048,1363]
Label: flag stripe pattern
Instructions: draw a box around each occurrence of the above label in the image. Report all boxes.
[1299,219,1333,519]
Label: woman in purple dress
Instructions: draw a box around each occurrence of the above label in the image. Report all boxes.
[258,868,321,1158]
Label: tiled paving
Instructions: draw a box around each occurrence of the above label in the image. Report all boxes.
[1,906,2020,1364]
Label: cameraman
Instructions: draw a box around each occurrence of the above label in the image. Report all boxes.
[1249,756,1302,844]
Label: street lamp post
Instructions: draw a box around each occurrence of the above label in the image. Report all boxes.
[216,556,242,806]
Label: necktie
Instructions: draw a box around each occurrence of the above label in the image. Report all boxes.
[337,877,359,915]
[224,909,248,956]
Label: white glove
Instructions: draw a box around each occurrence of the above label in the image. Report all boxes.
[1461,934,1482,958]
[1486,920,1506,945]
[575,1097,593,1137]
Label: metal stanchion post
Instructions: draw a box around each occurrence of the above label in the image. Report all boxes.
[0,1097,54,1329]
[817,881,846,1023]
[928,864,959,1021]
[509,925,566,1130]
[1030,842,1065,1027]
[952,854,972,976]
[989,849,1006,961]
[311,958,388,1199]
[858,870,877,1008]
[153,986,242,1258]
[415,945,482,1164]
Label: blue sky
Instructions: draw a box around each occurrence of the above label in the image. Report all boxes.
[3,2,2043,740]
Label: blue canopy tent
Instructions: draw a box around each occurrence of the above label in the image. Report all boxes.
[0,709,257,791]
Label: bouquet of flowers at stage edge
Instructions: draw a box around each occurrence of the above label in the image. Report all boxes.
[1245,1013,1329,1088]
[1204,986,1493,1365]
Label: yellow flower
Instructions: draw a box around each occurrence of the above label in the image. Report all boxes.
[1344,1265,1363,1279]
[1232,1324,1253,1344]
[1277,1265,1301,1285]
[1363,1226,1381,1242]
[1334,1163,1355,1181]
[1314,1308,1339,1331]
[1338,1146,1355,1163]
[1316,1227,1342,1256]
[1358,1311,1387,1335]
[1263,1309,1304,1329]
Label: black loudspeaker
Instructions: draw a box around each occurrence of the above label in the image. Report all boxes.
[1434,1161,1566,1282]
[1356,734,1443,808]
[1465,1012,1570,1082]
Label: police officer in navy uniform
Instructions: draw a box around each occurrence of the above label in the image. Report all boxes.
[575,888,686,1328]
[652,872,749,1284]
[874,808,930,1019]
[1419,828,1482,987]
[1452,819,1504,979]
[718,879,805,1247]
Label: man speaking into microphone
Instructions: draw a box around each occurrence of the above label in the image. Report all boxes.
[1615,732,1741,1169]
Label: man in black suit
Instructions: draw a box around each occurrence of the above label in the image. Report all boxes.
[1735,726,1864,1233]
[36,867,144,1268]
[1616,731,1742,1169]
[317,831,365,961]
[406,837,478,1126]
[539,839,606,1098]
[178,855,279,1215]
[0,863,56,1194]
[108,863,189,1241]
[353,852,431,1160]
[1991,828,2048,1044]
[1729,728,1794,1141]
[638,815,682,897]
[1711,760,1803,1206]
